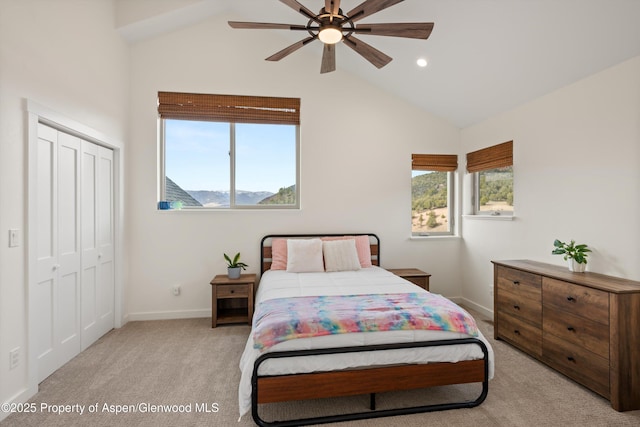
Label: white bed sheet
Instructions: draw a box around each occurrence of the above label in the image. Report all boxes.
[238,266,494,417]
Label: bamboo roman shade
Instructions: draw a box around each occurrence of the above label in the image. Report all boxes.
[158,92,300,125]
[412,154,458,172]
[466,140,513,173]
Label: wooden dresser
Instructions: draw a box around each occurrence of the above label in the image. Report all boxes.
[493,260,640,411]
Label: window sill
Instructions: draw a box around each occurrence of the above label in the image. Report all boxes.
[410,235,460,241]
[462,214,514,221]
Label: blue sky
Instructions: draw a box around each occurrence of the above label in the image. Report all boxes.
[165,120,296,193]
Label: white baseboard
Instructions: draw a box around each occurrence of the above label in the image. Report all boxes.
[459,297,493,319]
[126,309,210,322]
[1,384,39,422]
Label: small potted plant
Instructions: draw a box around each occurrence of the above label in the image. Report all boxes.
[552,239,591,272]
[224,252,248,279]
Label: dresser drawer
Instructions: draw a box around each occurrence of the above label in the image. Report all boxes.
[543,332,610,398]
[216,284,250,298]
[497,312,542,358]
[543,309,609,360]
[543,278,609,324]
[496,266,541,301]
[497,290,541,327]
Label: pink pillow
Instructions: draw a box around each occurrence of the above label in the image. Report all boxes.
[269,238,288,270]
[270,236,373,270]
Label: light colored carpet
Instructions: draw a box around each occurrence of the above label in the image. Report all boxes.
[2,310,639,426]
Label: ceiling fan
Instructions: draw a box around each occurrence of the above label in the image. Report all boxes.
[228,0,434,74]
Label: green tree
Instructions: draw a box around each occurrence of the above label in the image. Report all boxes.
[426,211,439,228]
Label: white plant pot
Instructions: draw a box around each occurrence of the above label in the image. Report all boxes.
[568,259,586,273]
[228,267,242,279]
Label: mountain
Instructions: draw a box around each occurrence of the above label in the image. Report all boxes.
[259,185,296,205]
[187,190,274,207]
[412,172,447,211]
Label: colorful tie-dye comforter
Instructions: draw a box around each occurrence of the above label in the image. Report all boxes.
[252,292,478,350]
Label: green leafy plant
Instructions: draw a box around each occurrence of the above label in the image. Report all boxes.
[552,239,591,264]
[224,252,248,270]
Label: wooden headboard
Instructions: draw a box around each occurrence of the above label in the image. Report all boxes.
[260,233,380,275]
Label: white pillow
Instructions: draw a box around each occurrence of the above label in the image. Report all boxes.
[322,239,361,272]
[286,238,324,273]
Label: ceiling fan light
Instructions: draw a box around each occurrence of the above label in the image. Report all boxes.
[319,27,342,44]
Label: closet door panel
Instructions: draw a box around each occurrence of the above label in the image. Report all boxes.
[96,147,115,333]
[35,124,82,381]
[35,124,57,380]
[54,132,82,366]
[81,141,99,347]
[81,142,115,349]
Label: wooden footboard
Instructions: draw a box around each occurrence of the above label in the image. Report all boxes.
[251,338,489,427]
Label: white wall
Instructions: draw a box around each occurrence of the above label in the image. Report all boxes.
[0,0,129,417]
[4,0,638,416]
[460,55,640,313]
[126,13,463,320]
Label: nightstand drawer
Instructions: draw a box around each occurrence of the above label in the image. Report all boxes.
[217,284,250,298]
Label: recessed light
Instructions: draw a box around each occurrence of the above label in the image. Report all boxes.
[416,58,428,67]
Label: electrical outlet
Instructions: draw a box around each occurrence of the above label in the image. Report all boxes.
[172,285,181,296]
[8,229,19,247]
[489,284,494,297]
[9,347,19,370]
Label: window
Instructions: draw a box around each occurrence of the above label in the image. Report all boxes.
[411,154,457,236]
[466,141,513,216]
[158,92,300,209]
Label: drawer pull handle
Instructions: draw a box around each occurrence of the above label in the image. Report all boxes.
[514,329,521,335]
[567,356,576,363]
[566,296,576,302]
[513,305,520,310]
[567,326,575,332]
[513,281,520,285]
[230,290,235,294]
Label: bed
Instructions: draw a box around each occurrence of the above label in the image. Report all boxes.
[238,234,494,426]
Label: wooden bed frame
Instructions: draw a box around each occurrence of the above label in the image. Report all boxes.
[252,234,489,427]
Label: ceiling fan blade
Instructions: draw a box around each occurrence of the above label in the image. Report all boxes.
[266,36,316,62]
[320,43,336,74]
[325,0,341,15]
[347,0,404,23]
[353,22,434,39]
[228,21,307,31]
[280,0,321,23]
[343,35,392,69]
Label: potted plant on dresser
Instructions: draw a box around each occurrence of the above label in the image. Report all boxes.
[224,252,248,279]
[552,239,591,272]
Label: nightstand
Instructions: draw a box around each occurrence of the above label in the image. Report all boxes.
[209,274,256,328]
[388,268,431,291]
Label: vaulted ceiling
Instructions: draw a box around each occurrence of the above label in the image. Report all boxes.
[116,0,640,128]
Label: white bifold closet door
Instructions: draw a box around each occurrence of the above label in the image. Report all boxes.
[80,140,115,350]
[34,123,114,383]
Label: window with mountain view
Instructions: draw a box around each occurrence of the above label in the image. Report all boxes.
[467,141,514,216]
[411,154,457,236]
[475,166,513,215]
[158,92,300,209]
